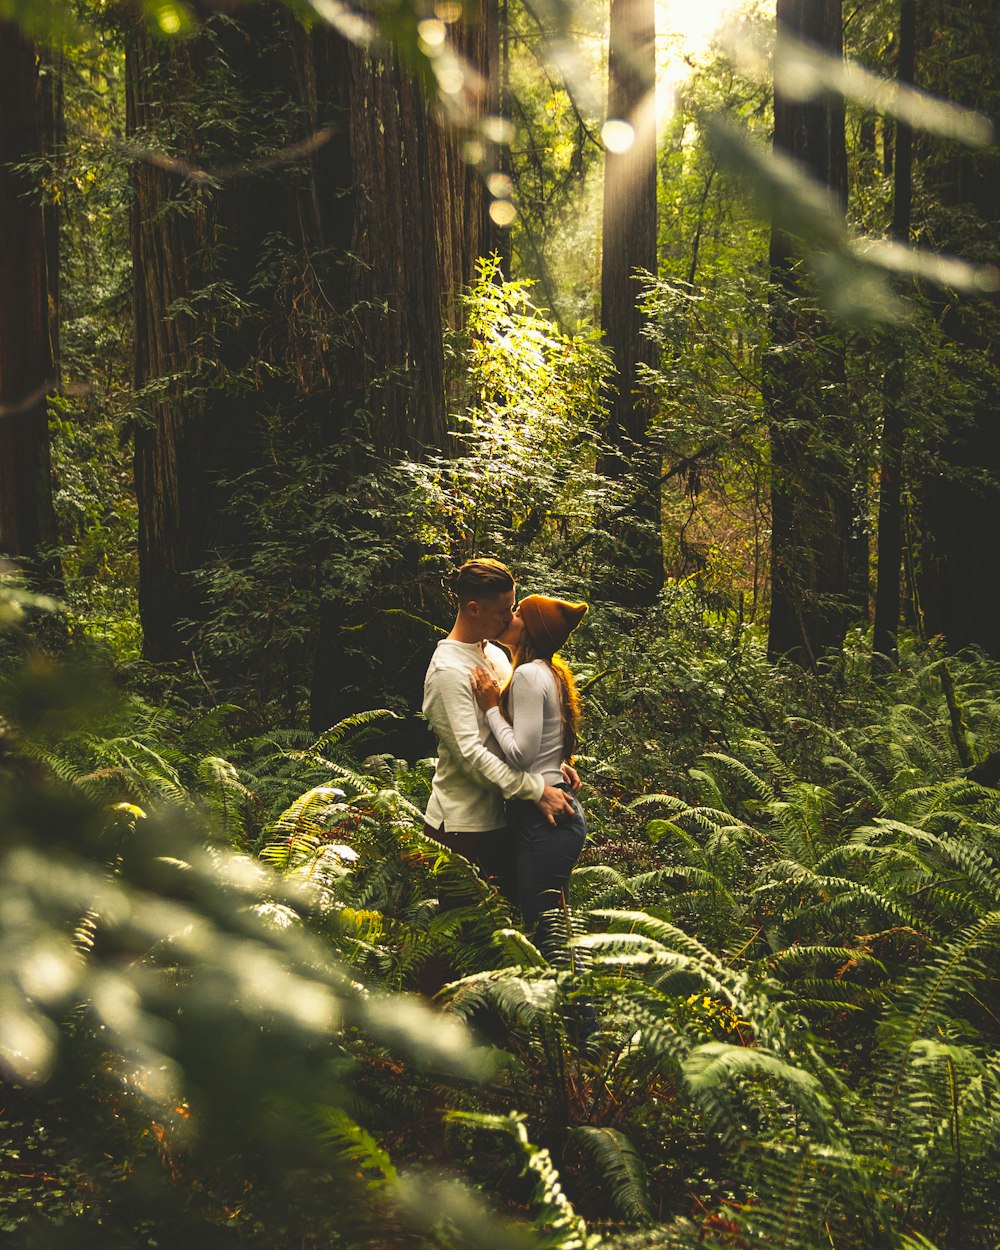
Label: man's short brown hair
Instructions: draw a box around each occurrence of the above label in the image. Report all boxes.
[454,557,515,605]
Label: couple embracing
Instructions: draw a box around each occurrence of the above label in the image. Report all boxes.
[422,557,588,933]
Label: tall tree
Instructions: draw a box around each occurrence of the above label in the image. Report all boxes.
[765,0,861,664]
[872,0,916,666]
[127,7,315,663]
[315,17,493,458]
[0,22,59,591]
[39,48,63,383]
[308,3,498,741]
[126,1,495,736]
[596,0,663,606]
[911,0,1000,658]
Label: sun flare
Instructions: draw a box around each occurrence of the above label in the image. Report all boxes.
[655,0,746,124]
[659,0,733,54]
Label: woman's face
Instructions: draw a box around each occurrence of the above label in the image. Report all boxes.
[496,606,525,647]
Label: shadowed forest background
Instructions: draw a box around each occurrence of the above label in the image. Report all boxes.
[1,0,999,1247]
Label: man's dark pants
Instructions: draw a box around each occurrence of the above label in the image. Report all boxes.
[422,823,517,906]
[418,823,515,998]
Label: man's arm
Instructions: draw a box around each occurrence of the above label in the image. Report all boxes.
[427,667,545,802]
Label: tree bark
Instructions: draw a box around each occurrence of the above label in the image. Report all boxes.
[911,0,1000,658]
[128,8,334,663]
[308,5,497,742]
[872,0,916,666]
[765,0,860,664]
[322,5,495,453]
[0,22,59,591]
[40,48,63,384]
[596,0,662,607]
[127,27,200,661]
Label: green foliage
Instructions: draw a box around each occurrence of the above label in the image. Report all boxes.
[503,0,605,324]
[5,2,1000,1247]
[0,652,504,1247]
[448,1112,600,1249]
[430,257,610,579]
[28,32,141,659]
[640,271,767,599]
[565,1126,651,1224]
[5,595,1000,1248]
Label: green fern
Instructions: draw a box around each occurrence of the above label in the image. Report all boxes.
[445,1111,600,1250]
[565,1124,652,1223]
[315,1105,398,1186]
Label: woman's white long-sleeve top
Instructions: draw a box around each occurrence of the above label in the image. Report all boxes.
[485,660,566,784]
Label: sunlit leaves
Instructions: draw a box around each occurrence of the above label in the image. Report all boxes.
[418,257,608,568]
[1,0,192,41]
[0,565,62,628]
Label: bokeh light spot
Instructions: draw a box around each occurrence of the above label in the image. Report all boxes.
[486,172,514,198]
[602,119,635,153]
[437,66,465,95]
[489,199,517,227]
[418,19,447,47]
[434,0,464,22]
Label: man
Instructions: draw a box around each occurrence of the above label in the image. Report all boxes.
[422,557,576,902]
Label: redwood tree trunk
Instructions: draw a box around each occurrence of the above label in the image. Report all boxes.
[40,48,63,384]
[872,0,916,666]
[308,6,497,741]
[765,0,860,664]
[0,23,59,591]
[596,0,662,607]
[911,0,1000,658]
[321,3,495,453]
[128,8,330,662]
[127,27,204,661]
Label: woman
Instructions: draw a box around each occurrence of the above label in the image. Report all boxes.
[470,594,588,931]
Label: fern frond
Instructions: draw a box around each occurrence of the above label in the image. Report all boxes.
[570,863,633,908]
[493,927,549,970]
[315,1105,397,1186]
[736,1141,886,1250]
[309,709,399,755]
[628,793,688,814]
[583,910,723,968]
[879,910,1000,1125]
[444,1111,600,1250]
[445,969,559,1030]
[821,752,887,808]
[699,751,777,804]
[682,1042,836,1143]
[743,736,803,789]
[565,1124,652,1222]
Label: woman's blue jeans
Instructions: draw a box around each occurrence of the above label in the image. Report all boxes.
[507,784,587,931]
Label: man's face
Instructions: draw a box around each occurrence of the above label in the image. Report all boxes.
[495,606,524,648]
[469,589,515,642]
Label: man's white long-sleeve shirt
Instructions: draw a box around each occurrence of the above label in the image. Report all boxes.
[422,639,545,832]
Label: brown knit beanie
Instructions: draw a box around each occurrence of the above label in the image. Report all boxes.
[518,594,588,655]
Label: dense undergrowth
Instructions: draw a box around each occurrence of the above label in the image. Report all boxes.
[2,579,998,1250]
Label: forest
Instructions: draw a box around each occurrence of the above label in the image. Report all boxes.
[0,0,999,1246]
